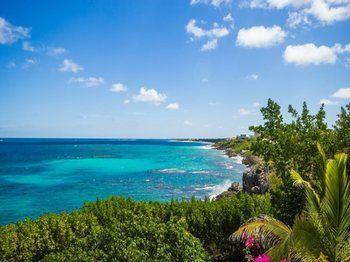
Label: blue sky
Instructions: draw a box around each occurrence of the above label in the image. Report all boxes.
[0,0,349,138]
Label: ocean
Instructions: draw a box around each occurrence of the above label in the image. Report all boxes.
[0,138,244,225]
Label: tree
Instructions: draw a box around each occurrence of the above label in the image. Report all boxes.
[232,150,350,261]
[249,99,334,225]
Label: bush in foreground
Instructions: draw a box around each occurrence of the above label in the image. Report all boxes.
[0,193,271,261]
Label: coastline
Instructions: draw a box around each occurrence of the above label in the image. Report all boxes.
[202,142,246,200]
[201,139,268,200]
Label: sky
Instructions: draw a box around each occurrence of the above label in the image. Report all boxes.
[0,0,349,138]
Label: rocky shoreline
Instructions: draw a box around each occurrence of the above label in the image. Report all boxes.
[210,144,269,200]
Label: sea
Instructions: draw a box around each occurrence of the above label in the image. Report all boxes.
[0,138,244,225]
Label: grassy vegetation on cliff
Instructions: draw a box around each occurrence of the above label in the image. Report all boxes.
[214,137,252,157]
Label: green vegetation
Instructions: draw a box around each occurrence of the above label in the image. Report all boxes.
[249,100,350,225]
[233,150,350,261]
[214,137,252,157]
[1,100,349,261]
[0,194,271,261]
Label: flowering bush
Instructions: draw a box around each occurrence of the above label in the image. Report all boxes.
[241,233,271,262]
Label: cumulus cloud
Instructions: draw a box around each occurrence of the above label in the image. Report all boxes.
[186,20,230,51]
[166,103,180,110]
[190,0,232,7]
[59,59,83,73]
[223,13,234,28]
[0,17,30,45]
[183,120,193,126]
[22,41,35,52]
[70,76,104,87]
[306,0,350,24]
[319,98,339,105]
[283,43,350,66]
[245,0,350,26]
[6,60,16,69]
[238,108,251,115]
[223,13,234,22]
[246,74,259,80]
[201,39,218,51]
[110,83,127,92]
[236,25,286,48]
[331,87,350,99]
[47,47,66,56]
[123,99,130,105]
[186,19,229,39]
[133,87,167,105]
[22,58,37,68]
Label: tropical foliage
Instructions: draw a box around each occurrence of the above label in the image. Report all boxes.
[0,193,271,261]
[233,150,350,261]
[249,100,350,225]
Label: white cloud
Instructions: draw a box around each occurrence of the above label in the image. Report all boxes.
[186,19,229,39]
[22,41,35,52]
[166,103,180,110]
[306,0,350,24]
[238,108,251,115]
[70,76,104,87]
[331,87,350,99]
[223,13,234,22]
[287,11,311,27]
[133,87,167,105]
[190,0,232,7]
[236,25,286,48]
[201,39,218,51]
[246,74,259,80]
[23,58,37,68]
[47,47,66,56]
[0,17,30,45]
[245,0,350,26]
[6,60,16,69]
[183,120,193,126]
[123,99,130,105]
[59,59,83,73]
[186,19,229,51]
[319,98,339,105]
[223,13,234,28]
[283,43,350,65]
[110,83,127,92]
[253,102,261,107]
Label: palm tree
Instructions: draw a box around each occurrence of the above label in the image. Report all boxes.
[232,146,350,261]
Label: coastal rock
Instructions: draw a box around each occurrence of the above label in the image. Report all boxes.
[242,155,262,167]
[242,166,269,194]
[215,182,242,200]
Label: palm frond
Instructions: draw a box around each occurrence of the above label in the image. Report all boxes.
[322,154,350,242]
[291,170,321,214]
[290,216,325,260]
[232,215,293,260]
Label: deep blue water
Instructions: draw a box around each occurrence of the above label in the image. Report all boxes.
[0,138,244,225]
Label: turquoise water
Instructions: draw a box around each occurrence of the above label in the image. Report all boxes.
[0,139,244,225]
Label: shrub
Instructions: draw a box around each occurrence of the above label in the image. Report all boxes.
[0,194,271,261]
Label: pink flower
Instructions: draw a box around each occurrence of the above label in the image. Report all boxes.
[245,236,255,248]
[255,253,270,262]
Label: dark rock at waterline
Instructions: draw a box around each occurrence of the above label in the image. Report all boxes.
[214,155,269,200]
[242,166,269,194]
[215,182,242,200]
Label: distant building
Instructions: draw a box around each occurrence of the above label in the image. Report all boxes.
[237,134,248,142]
